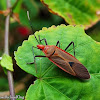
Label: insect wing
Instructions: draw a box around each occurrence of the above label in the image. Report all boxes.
[71,63,90,79]
[49,55,76,76]
[48,47,90,79]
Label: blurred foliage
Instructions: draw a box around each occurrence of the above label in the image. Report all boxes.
[0,78,9,91]
[19,0,63,30]
[87,22,100,42]
[41,0,100,29]
[0,0,100,99]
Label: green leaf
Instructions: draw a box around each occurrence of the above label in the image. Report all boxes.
[41,0,100,29]
[14,25,100,99]
[1,54,13,71]
[26,76,100,100]
[25,79,70,100]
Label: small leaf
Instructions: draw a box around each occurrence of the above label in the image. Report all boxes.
[1,54,14,71]
[41,0,100,29]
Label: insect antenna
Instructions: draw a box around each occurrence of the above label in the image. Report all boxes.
[27,11,39,44]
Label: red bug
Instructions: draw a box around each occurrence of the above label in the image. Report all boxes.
[27,11,90,79]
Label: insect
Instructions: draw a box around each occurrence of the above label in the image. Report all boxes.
[27,11,90,79]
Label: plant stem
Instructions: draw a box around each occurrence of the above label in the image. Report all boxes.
[4,0,15,100]
[4,15,10,55]
[7,71,15,100]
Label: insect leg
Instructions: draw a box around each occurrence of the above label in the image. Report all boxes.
[64,41,75,57]
[56,41,60,48]
[27,55,46,73]
[27,46,46,73]
[38,35,48,45]
[27,55,46,64]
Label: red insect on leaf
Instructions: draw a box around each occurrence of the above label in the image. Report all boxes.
[26,11,90,79]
